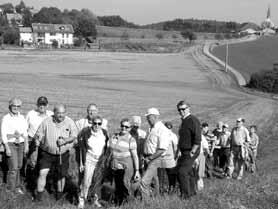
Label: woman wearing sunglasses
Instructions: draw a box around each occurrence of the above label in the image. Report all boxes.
[109,118,140,205]
[78,116,108,209]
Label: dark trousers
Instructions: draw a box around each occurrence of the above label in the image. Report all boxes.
[205,155,213,178]
[219,148,230,172]
[177,152,199,199]
[213,148,221,168]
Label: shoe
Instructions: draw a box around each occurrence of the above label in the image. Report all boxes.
[34,191,43,202]
[56,192,64,201]
[93,199,102,208]
[78,197,85,209]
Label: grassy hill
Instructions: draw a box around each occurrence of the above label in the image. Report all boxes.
[212,35,278,81]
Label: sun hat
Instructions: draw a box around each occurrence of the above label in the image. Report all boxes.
[145,108,160,116]
[9,97,22,106]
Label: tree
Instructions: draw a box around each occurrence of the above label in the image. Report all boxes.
[181,30,197,42]
[75,15,97,37]
[22,8,32,27]
[15,1,26,14]
[3,27,19,44]
[0,3,14,13]
[33,7,63,24]
[156,33,164,39]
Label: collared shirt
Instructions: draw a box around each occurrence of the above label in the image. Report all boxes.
[26,109,53,137]
[35,116,78,155]
[87,129,106,158]
[75,117,108,132]
[200,134,209,154]
[144,121,170,155]
[1,112,28,144]
[161,130,178,168]
[219,131,231,148]
[231,126,250,146]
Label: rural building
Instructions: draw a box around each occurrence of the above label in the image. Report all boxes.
[32,23,74,47]
[19,27,33,44]
[6,13,23,26]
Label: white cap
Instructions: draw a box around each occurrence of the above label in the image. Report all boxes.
[236,118,245,123]
[145,108,160,116]
[223,123,229,128]
[9,97,22,106]
[132,116,142,126]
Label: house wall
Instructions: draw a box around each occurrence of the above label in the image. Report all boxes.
[45,33,73,46]
[20,33,33,43]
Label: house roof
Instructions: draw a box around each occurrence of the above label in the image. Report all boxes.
[32,23,74,34]
[19,27,32,33]
[6,13,22,21]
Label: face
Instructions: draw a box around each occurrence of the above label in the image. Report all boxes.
[10,104,21,115]
[146,114,157,127]
[250,127,255,133]
[120,121,131,134]
[236,121,243,128]
[202,126,209,134]
[223,127,228,132]
[54,106,66,122]
[37,104,48,114]
[177,105,189,118]
[87,105,98,120]
[217,122,223,129]
[92,119,102,132]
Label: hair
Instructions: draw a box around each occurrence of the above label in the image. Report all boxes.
[120,118,130,125]
[87,103,98,110]
[176,100,189,108]
[201,122,209,128]
[250,125,257,131]
[92,115,103,123]
[53,104,66,113]
[164,121,173,129]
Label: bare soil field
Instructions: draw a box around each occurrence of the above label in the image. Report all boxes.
[0,46,277,208]
[211,35,278,81]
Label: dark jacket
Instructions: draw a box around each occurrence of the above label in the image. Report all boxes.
[178,114,201,152]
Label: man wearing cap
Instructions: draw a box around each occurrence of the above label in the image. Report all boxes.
[130,116,147,174]
[227,118,250,180]
[139,108,170,198]
[34,104,78,201]
[1,97,29,194]
[26,96,53,168]
[176,100,201,199]
[76,103,108,132]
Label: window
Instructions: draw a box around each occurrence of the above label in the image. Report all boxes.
[50,32,56,36]
[62,33,64,38]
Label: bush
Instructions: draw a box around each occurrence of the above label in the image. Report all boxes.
[74,36,83,47]
[224,33,232,39]
[156,33,164,39]
[3,27,19,45]
[215,33,224,40]
[180,30,197,42]
[172,34,178,39]
[248,70,278,93]
[52,39,58,48]
[121,31,129,40]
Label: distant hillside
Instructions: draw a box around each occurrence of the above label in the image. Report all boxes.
[98,15,139,28]
[142,18,241,33]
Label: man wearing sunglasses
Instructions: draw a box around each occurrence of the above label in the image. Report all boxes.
[1,97,29,195]
[176,100,201,199]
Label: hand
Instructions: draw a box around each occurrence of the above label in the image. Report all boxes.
[24,146,29,155]
[57,137,66,147]
[5,146,11,157]
[14,130,21,139]
[35,139,40,147]
[133,171,141,182]
[144,156,151,165]
[190,151,195,158]
[79,164,84,173]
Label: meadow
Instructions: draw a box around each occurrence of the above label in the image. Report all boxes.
[0,46,278,209]
[211,35,278,81]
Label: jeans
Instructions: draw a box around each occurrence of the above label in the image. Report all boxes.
[6,143,24,191]
[177,151,199,199]
[80,152,98,200]
[228,146,244,178]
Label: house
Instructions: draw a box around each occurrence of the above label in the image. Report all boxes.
[32,23,74,47]
[6,13,23,26]
[19,27,33,44]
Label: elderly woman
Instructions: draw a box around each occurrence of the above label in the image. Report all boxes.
[109,118,140,205]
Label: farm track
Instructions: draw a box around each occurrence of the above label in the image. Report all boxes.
[190,44,278,134]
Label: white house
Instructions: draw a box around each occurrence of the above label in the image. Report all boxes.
[19,27,33,44]
[32,23,74,47]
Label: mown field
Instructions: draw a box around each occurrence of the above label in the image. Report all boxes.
[0,47,278,209]
[211,35,278,81]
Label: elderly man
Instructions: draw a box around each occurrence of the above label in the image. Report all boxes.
[76,103,108,132]
[26,96,53,167]
[176,100,201,199]
[227,118,250,180]
[139,108,170,198]
[34,104,78,201]
[1,97,28,194]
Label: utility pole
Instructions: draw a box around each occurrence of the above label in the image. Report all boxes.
[225,42,229,73]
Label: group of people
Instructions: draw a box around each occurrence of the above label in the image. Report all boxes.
[0,96,259,208]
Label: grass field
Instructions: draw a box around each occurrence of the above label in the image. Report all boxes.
[0,46,278,209]
[211,35,278,81]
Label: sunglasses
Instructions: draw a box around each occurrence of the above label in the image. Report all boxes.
[178,107,188,112]
[12,105,21,108]
[93,122,102,126]
[121,124,131,129]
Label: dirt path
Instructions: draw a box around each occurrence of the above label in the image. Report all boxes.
[189,44,278,134]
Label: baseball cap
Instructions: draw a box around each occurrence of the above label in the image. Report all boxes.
[145,108,160,116]
[236,118,245,123]
[9,97,22,106]
[37,96,48,106]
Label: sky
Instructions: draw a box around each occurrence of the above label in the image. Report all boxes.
[1,0,278,25]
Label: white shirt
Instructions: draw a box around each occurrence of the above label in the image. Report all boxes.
[138,128,147,139]
[1,112,28,144]
[26,109,53,137]
[200,135,209,154]
[144,121,170,155]
[87,130,106,158]
[76,118,108,132]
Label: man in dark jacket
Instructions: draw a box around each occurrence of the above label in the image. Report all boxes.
[176,100,201,199]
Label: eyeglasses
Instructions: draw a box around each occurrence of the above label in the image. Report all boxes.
[93,122,102,126]
[178,107,188,112]
[121,124,131,129]
[12,105,21,108]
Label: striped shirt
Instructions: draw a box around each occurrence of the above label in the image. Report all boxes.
[1,112,28,144]
[109,133,137,169]
[35,116,78,155]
